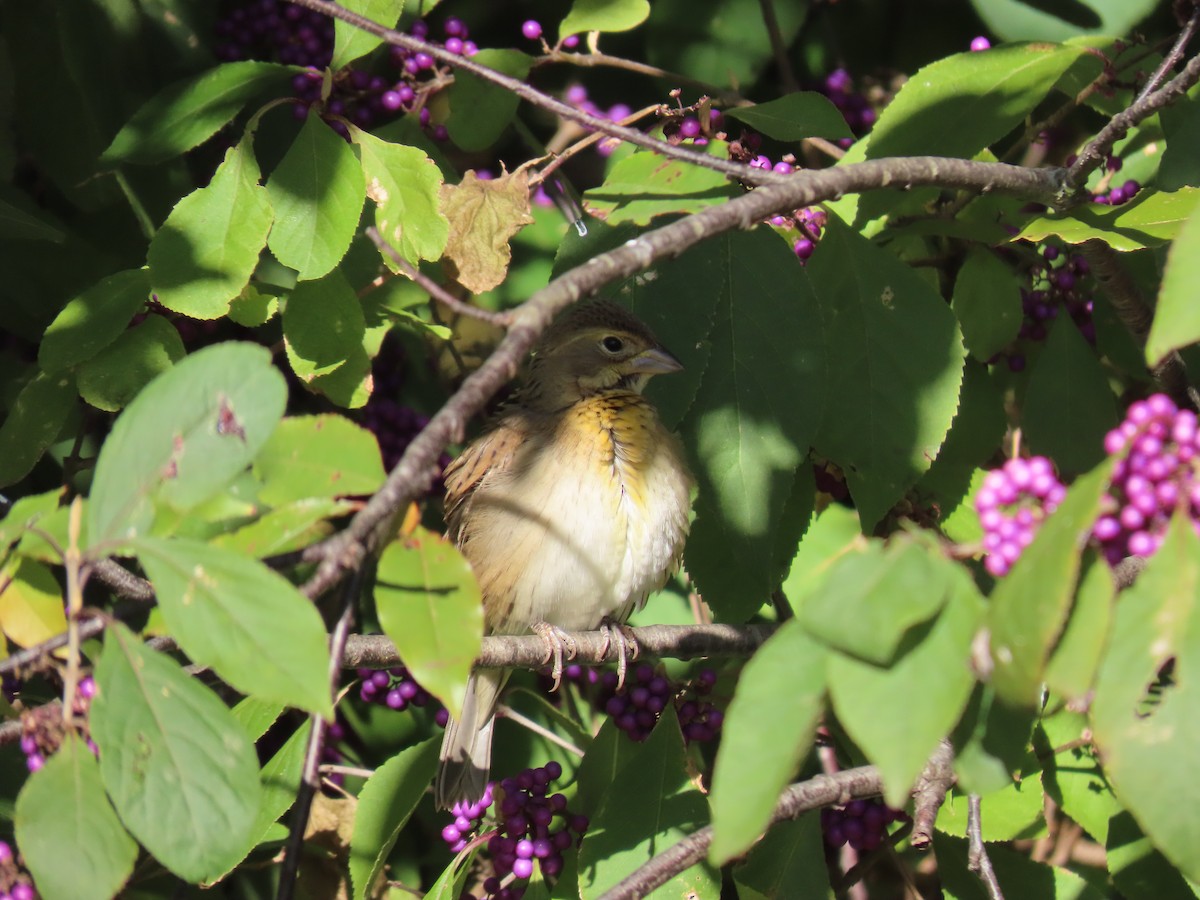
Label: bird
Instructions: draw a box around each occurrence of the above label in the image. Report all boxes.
[435,298,694,809]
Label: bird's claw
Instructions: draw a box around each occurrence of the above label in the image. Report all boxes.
[598,619,640,690]
[532,622,578,691]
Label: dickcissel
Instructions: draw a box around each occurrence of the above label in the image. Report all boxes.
[435,299,694,808]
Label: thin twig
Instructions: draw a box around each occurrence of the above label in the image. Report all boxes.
[538,49,749,107]
[285,0,791,188]
[967,794,1005,900]
[275,568,362,900]
[61,499,85,727]
[498,705,585,758]
[1136,5,1200,102]
[1069,43,1200,185]
[365,227,511,326]
[757,0,801,94]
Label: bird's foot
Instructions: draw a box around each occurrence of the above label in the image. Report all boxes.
[598,619,640,690]
[532,622,579,691]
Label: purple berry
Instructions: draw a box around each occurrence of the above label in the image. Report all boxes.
[970,36,991,51]
[678,117,701,139]
[521,20,542,40]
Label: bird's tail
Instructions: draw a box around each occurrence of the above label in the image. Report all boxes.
[436,669,509,809]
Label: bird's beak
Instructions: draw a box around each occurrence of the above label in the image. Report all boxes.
[629,346,684,375]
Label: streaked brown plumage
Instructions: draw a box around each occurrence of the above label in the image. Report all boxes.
[435,299,693,808]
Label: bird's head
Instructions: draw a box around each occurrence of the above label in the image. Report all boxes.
[524,300,683,408]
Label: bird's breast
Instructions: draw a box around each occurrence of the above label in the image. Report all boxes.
[464,393,691,634]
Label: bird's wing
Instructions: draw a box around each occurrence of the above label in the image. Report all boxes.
[443,417,526,544]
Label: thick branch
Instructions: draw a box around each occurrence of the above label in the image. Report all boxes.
[300,155,1068,599]
[342,623,776,670]
[596,766,884,900]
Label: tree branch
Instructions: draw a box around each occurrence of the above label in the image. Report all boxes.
[1070,40,1200,185]
[276,567,362,900]
[910,739,955,849]
[342,623,776,670]
[596,766,884,900]
[299,154,1070,600]
[967,793,1005,900]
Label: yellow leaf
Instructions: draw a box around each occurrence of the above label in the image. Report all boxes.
[439,169,534,294]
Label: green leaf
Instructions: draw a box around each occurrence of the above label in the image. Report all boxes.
[829,564,983,806]
[87,342,287,544]
[808,215,966,528]
[375,529,483,718]
[1043,555,1113,701]
[211,497,351,557]
[952,687,1038,795]
[282,269,368,398]
[0,370,76,488]
[352,127,449,266]
[951,247,1023,362]
[583,148,741,226]
[987,460,1113,706]
[679,229,825,620]
[348,738,440,900]
[254,414,386,506]
[971,0,1159,42]
[1107,811,1199,900]
[1017,188,1200,252]
[560,0,650,37]
[867,43,1086,161]
[1091,513,1200,883]
[15,735,138,900]
[723,93,852,142]
[0,190,64,243]
[798,537,951,664]
[230,696,285,742]
[1041,709,1119,845]
[732,813,831,900]
[148,137,274,319]
[446,50,533,152]
[91,622,262,882]
[331,0,404,69]
[1147,202,1200,367]
[778,504,863,609]
[1159,93,1200,192]
[102,61,296,165]
[76,315,186,412]
[0,558,68,650]
[1022,316,1117,475]
[267,115,366,280]
[709,620,827,864]
[38,268,151,373]
[579,709,720,898]
[134,536,333,717]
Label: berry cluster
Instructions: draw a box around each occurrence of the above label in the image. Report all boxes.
[821,799,909,852]
[995,243,1095,372]
[216,2,469,139]
[20,676,99,772]
[819,69,877,147]
[216,0,334,66]
[594,664,723,743]
[1093,393,1200,563]
[0,841,37,900]
[355,667,448,725]
[442,763,590,900]
[975,456,1065,576]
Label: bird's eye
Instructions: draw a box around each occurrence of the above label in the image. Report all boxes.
[601,335,625,353]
